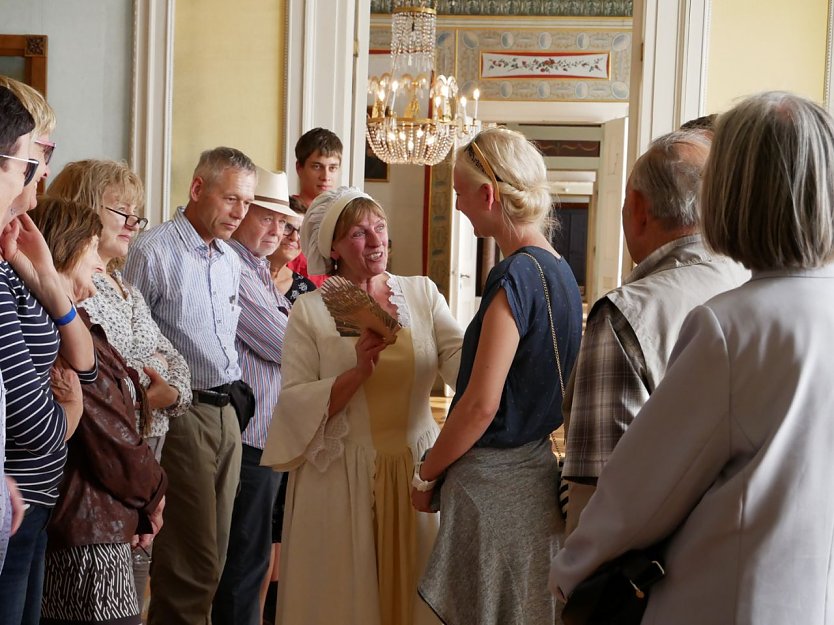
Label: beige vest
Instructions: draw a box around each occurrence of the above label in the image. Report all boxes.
[603,235,749,392]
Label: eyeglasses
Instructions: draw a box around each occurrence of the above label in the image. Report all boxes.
[34,139,56,165]
[104,206,149,230]
[466,141,503,202]
[284,223,301,237]
[0,154,40,186]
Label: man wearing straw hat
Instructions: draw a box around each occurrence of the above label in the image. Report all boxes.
[213,167,297,625]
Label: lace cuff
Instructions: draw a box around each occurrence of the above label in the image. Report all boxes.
[304,410,350,472]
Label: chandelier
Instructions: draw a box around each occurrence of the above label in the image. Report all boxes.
[366,0,482,166]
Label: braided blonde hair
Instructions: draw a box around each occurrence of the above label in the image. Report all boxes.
[455,127,555,236]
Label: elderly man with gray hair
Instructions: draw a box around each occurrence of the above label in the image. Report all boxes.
[561,129,749,533]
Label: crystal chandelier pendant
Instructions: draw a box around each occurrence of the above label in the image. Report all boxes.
[366,0,482,167]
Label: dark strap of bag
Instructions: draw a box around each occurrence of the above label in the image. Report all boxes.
[519,252,569,517]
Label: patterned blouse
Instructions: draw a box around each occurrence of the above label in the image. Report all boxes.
[80,271,192,438]
[286,271,316,303]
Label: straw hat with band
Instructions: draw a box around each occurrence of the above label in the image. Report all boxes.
[251,166,297,217]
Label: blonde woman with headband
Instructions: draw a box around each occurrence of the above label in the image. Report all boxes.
[412,128,583,625]
[262,186,463,625]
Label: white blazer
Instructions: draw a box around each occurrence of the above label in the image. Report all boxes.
[550,265,834,625]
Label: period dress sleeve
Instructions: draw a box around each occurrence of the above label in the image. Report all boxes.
[424,276,463,389]
[261,292,345,472]
[549,305,735,599]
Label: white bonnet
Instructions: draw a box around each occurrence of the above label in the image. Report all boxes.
[300,186,373,275]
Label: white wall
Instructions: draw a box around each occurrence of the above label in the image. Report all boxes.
[284,0,371,194]
[0,0,133,177]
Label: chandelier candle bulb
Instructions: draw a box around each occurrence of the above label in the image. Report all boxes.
[473,88,480,120]
[390,80,399,112]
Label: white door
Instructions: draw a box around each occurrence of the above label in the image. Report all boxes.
[587,116,629,303]
[449,196,478,330]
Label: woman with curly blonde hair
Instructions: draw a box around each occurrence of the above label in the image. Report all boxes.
[47,160,191,610]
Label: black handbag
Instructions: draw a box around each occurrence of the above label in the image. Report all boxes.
[561,548,665,625]
[227,380,256,433]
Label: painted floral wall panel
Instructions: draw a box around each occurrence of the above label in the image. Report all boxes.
[370,0,633,16]
[371,25,632,103]
[481,51,610,79]
[454,28,631,101]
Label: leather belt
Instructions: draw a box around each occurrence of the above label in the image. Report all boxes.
[192,384,232,407]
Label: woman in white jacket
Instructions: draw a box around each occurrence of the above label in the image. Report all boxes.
[261,187,463,625]
[550,91,834,625]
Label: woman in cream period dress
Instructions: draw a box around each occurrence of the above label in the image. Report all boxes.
[262,187,463,625]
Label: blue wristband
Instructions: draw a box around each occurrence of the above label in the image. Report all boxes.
[53,305,77,327]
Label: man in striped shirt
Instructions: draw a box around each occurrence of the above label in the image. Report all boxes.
[124,147,256,625]
[212,167,295,625]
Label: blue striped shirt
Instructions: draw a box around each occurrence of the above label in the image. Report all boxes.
[228,240,289,449]
[0,262,97,506]
[123,208,242,390]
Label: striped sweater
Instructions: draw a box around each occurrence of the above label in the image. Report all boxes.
[0,262,96,506]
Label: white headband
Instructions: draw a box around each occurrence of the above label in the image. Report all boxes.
[301,187,373,276]
[317,190,371,261]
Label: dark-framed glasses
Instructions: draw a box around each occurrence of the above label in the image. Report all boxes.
[104,206,149,230]
[284,223,301,237]
[0,154,39,186]
[34,139,56,165]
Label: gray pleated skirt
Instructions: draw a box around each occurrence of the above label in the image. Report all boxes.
[419,438,564,625]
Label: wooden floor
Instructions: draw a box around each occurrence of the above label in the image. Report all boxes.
[430,395,452,426]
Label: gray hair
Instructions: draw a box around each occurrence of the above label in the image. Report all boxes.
[629,130,711,229]
[702,92,834,270]
[192,146,256,188]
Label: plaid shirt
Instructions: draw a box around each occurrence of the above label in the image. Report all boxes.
[562,297,648,481]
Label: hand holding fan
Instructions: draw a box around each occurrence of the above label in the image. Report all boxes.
[320,276,401,344]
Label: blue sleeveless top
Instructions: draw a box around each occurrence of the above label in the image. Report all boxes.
[450,246,582,448]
